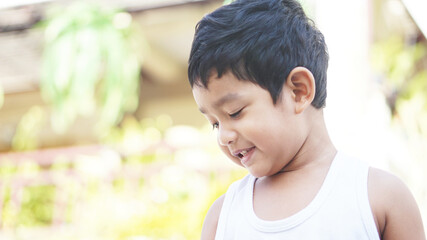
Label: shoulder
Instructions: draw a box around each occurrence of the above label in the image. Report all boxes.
[201,194,225,240]
[368,167,425,240]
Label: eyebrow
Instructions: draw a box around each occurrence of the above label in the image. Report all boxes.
[199,93,241,114]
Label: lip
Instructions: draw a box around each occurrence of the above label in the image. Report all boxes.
[232,146,255,166]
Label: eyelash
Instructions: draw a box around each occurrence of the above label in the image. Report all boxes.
[229,108,243,118]
[211,108,243,130]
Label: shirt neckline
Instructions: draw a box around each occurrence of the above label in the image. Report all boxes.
[245,152,343,232]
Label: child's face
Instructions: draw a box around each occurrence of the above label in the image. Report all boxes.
[192,71,307,178]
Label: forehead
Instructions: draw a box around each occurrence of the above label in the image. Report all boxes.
[192,72,255,110]
[192,71,248,97]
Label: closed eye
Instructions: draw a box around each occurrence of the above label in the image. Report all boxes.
[229,108,243,118]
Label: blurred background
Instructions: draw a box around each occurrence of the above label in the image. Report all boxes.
[0,0,426,239]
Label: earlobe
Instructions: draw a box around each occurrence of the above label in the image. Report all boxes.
[285,67,316,114]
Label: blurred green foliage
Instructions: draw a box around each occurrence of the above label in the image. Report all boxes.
[372,36,427,136]
[11,106,46,151]
[0,116,246,239]
[40,2,145,133]
[17,186,56,226]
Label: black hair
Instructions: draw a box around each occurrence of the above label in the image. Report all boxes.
[188,0,329,108]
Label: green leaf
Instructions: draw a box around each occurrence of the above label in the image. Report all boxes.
[41,2,143,133]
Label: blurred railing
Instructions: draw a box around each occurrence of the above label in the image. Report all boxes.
[0,145,116,228]
[0,126,243,240]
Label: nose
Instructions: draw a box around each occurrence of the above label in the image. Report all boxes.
[217,124,237,146]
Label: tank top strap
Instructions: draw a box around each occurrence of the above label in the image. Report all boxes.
[215,175,252,240]
[355,159,380,239]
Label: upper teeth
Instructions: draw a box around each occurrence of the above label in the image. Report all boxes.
[240,150,248,156]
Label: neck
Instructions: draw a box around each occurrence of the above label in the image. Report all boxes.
[279,109,336,174]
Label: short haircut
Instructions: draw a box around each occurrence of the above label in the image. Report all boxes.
[188,0,329,108]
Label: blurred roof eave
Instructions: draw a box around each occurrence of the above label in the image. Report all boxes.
[0,0,221,95]
[0,0,216,11]
[401,0,427,38]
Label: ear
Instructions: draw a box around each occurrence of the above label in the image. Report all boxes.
[285,67,316,114]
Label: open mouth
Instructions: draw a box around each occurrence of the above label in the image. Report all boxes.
[234,147,255,159]
[237,150,249,159]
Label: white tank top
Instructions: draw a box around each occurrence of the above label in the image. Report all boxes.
[215,152,380,239]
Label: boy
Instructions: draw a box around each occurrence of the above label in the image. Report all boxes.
[188,0,425,239]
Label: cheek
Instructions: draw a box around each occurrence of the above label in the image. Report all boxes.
[249,114,295,155]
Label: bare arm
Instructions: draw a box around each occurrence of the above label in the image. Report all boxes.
[201,195,225,240]
[368,167,425,240]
